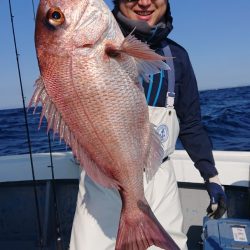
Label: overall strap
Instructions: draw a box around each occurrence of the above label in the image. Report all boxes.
[163,45,175,107]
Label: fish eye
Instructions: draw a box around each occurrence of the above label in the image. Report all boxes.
[46,7,65,27]
[52,11,61,19]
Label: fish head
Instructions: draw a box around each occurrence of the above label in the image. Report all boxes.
[35,0,113,57]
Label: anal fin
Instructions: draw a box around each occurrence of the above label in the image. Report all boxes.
[75,141,121,190]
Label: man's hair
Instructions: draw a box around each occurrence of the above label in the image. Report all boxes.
[112,0,173,26]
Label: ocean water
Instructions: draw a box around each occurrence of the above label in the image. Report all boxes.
[0,86,249,157]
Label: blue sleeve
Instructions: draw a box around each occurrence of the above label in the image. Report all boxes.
[175,52,218,180]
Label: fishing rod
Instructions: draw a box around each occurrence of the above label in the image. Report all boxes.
[8,0,43,248]
[30,1,64,249]
[31,0,36,21]
[48,132,64,250]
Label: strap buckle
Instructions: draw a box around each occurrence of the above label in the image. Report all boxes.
[167,91,175,107]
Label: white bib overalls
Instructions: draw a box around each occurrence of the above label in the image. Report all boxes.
[69,46,188,250]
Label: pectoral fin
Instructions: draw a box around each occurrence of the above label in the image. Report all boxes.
[105,33,171,82]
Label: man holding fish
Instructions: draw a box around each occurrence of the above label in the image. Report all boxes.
[31,0,227,249]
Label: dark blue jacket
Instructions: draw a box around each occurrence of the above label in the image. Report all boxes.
[143,38,218,180]
[112,9,218,180]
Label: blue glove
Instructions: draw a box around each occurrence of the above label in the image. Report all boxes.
[205,176,227,219]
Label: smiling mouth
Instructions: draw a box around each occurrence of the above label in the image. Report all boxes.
[134,10,154,16]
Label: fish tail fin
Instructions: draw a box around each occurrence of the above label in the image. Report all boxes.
[115,201,180,250]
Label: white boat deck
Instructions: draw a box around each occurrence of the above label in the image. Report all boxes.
[0,150,249,186]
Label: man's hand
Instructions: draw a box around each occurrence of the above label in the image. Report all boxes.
[205,175,227,219]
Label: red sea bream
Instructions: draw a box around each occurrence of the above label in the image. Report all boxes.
[29,0,180,249]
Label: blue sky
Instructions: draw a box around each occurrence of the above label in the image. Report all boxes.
[1,0,250,109]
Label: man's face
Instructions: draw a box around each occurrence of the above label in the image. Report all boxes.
[119,0,167,27]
